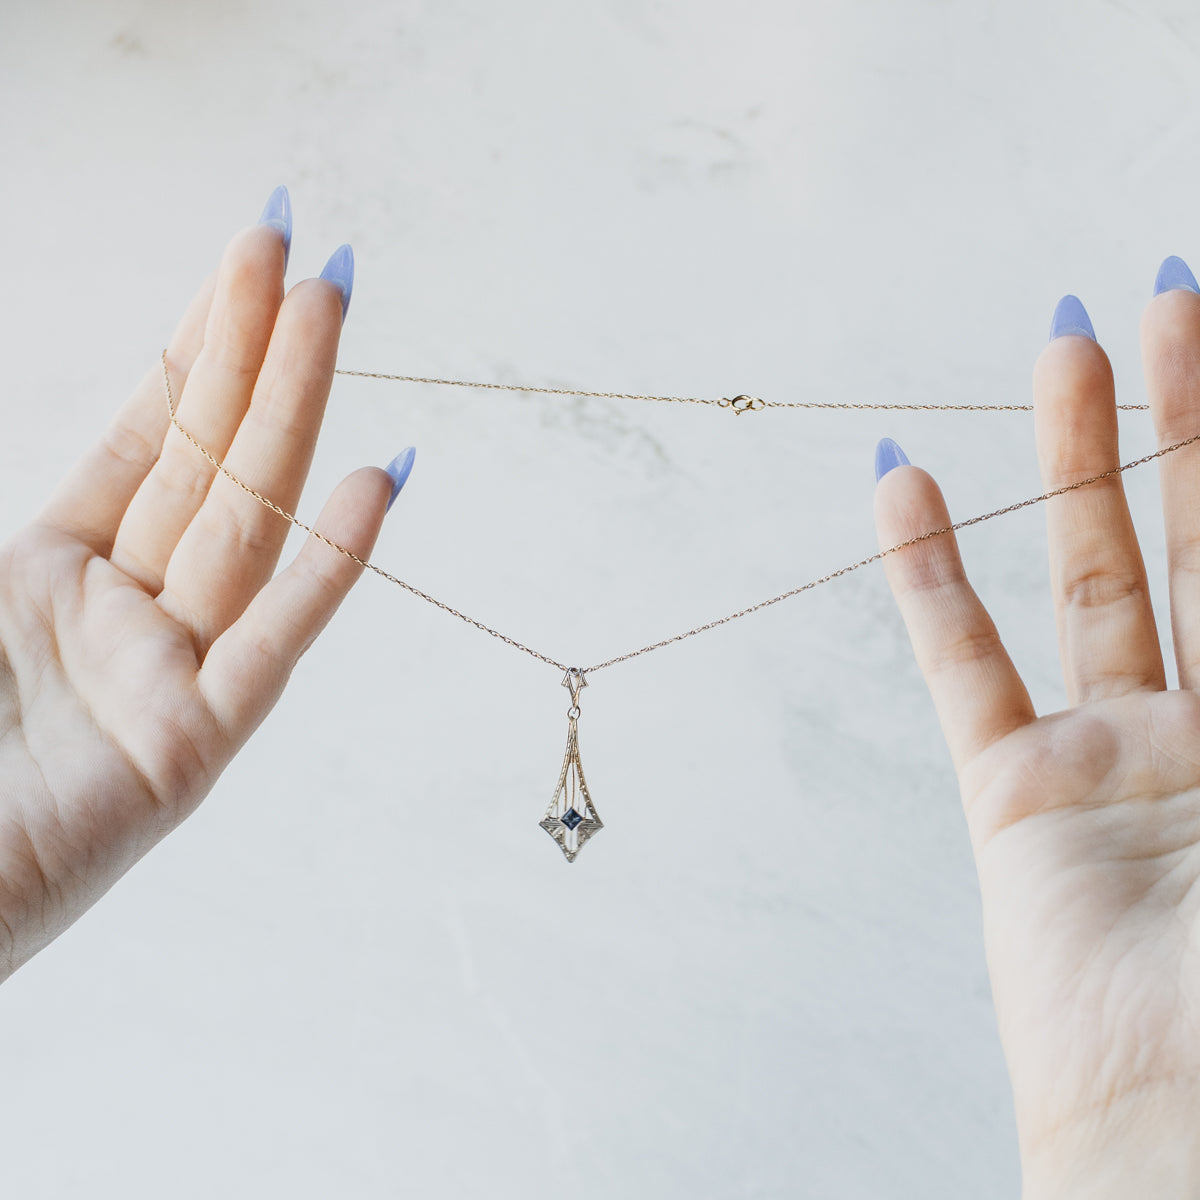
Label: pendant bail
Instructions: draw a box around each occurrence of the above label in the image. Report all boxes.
[562,667,587,718]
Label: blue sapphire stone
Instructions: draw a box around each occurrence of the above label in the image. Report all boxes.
[562,808,584,831]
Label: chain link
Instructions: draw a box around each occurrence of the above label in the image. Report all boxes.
[164,350,1179,677]
[332,367,1151,412]
[585,433,1200,671]
[161,353,569,671]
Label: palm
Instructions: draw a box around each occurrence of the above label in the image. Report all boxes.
[0,222,390,979]
[875,287,1200,1182]
[1,523,221,854]
[968,693,1200,1152]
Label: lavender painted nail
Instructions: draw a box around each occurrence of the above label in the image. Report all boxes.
[1154,255,1200,296]
[385,447,416,512]
[874,437,910,482]
[257,185,292,272]
[1049,294,1096,342]
[320,244,355,324]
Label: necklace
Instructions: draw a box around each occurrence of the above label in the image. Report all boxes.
[159,351,1193,862]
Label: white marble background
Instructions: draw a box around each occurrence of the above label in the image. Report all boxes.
[2,1,1198,1196]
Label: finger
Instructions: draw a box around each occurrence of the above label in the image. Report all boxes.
[1033,309,1164,704]
[198,465,393,743]
[158,271,344,655]
[874,455,1036,777]
[36,271,217,556]
[1141,268,1200,689]
[109,221,287,592]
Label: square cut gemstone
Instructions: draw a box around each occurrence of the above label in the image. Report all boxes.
[561,808,584,831]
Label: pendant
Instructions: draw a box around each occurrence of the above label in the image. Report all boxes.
[539,669,603,862]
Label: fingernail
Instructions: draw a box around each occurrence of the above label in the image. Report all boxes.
[257,184,292,273]
[1049,294,1096,342]
[874,437,910,482]
[1154,255,1200,296]
[320,244,355,324]
[384,447,416,512]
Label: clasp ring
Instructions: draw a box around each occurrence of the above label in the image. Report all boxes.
[720,394,766,414]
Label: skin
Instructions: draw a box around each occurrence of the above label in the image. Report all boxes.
[0,219,392,980]
[2,211,1197,1193]
[875,289,1200,1197]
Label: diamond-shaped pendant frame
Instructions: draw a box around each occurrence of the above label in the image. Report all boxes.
[540,669,603,862]
[542,667,604,864]
[540,717,603,862]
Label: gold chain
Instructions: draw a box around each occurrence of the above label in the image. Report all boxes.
[332,368,1151,412]
[162,351,1183,674]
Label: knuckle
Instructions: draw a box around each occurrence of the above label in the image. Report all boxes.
[226,512,281,560]
[240,402,314,453]
[926,625,1004,675]
[891,542,966,598]
[1061,564,1147,610]
[296,552,347,606]
[197,494,282,562]
[201,318,267,379]
[101,419,161,475]
[157,437,218,507]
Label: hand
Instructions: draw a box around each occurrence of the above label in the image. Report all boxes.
[0,190,402,981]
[875,272,1200,1198]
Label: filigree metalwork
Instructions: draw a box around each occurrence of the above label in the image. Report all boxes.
[539,670,603,862]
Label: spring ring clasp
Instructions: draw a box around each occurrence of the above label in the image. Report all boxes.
[720,394,766,414]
